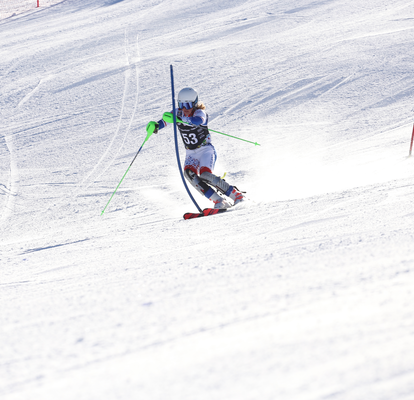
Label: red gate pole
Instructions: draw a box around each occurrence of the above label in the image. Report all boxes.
[37,0,40,7]
[409,123,414,157]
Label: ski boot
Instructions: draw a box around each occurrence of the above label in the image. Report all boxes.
[210,192,231,209]
[229,187,246,206]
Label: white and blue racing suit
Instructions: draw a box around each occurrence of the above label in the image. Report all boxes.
[157,108,217,176]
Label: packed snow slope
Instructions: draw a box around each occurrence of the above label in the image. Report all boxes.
[1,0,414,399]
[0,0,62,20]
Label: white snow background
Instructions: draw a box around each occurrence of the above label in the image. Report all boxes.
[1,0,414,399]
[0,1,61,19]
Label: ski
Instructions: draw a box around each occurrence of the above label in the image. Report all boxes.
[183,208,228,220]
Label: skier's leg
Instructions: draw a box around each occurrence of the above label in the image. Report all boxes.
[199,171,231,195]
[183,168,211,197]
[199,171,245,204]
[184,147,230,209]
[197,145,231,208]
[197,144,245,205]
[184,168,230,208]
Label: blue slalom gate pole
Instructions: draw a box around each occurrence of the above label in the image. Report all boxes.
[170,65,202,212]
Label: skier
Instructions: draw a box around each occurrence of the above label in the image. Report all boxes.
[146,87,245,209]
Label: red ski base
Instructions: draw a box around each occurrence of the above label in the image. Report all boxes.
[183,208,228,220]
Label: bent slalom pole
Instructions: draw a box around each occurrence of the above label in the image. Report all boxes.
[170,65,202,212]
[100,124,156,215]
[162,112,261,146]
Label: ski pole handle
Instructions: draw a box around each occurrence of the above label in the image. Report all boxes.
[146,121,157,135]
[162,112,175,123]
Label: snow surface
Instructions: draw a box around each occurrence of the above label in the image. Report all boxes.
[0,1,62,20]
[1,0,414,399]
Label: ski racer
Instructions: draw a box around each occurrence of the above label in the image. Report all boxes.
[146,87,245,209]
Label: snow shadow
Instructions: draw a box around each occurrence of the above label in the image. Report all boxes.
[103,0,125,6]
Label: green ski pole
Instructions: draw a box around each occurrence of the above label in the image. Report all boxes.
[162,112,261,146]
[100,122,156,216]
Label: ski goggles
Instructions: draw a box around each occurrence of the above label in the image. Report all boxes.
[178,97,198,109]
[178,101,195,110]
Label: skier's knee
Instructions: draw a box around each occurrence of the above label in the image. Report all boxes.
[184,168,196,182]
[184,168,214,197]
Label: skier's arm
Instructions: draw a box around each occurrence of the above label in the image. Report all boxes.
[146,110,176,134]
[156,119,166,130]
[156,109,175,131]
[181,116,203,125]
[181,109,206,126]
[156,109,207,129]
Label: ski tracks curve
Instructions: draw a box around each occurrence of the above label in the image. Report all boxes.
[73,28,141,198]
[44,27,142,214]
[0,129,19,227]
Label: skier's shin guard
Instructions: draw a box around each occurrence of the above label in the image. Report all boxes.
[199,171,233,196]
[184,169,216,199]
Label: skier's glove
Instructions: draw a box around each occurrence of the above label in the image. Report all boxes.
[146,121,159,135]
[162,112,174,123]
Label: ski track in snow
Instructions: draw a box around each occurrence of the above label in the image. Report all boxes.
[73,31,133,191]
[58,28,141,206]
[0,131,19,225]
[1,0,414,399]
[86,31,141,191]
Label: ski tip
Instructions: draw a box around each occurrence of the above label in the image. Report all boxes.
[183,212,204,220]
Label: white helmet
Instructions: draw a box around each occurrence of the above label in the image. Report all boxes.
[178,87,199,110]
